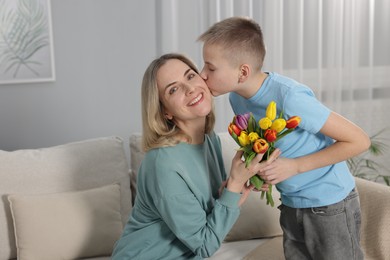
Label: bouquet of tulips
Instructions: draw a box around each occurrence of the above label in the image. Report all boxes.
[228,101,301,206]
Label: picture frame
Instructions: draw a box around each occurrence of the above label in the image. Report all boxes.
[0,0,55,85]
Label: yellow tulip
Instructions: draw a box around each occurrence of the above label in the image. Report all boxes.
[238,131,251,146]
[248,132,260,142]
[259,117,272,130]
[266,101,277,120]
[271,118,287,133]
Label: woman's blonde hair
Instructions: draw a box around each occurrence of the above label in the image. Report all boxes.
[141,53,215,151]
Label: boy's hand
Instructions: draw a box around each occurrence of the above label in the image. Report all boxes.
[259,157,298,185]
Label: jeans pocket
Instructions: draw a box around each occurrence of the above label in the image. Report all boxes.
[311,199,345,216]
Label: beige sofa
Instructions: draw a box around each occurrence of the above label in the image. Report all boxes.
[1,134,389,260]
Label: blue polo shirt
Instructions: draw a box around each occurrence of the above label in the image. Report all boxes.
[230,72,354,208]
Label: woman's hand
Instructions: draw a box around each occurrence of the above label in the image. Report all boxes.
[218,180,228,197]
[238,183,254,206]
[226,149,281,194]
[226,150,258,193]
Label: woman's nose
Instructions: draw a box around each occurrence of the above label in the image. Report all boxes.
[184,83,195,95]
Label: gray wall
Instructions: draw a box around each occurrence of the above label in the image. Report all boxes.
[0,1,156,159]
[1,0,389,176]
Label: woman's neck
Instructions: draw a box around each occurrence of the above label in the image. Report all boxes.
[175,119,206,144]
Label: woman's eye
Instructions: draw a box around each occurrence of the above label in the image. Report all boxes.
[187,73,195,80]
[168,86,177,95]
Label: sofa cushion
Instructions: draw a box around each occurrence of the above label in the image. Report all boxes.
[0,136,131,260]
[356,177,390,260]
[129,133,282,242]
[129,133,143,205]
[8,183,123,260]
[208,238,270,259]
[243,236,284,260]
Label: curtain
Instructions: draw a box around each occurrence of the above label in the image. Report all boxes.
[156,0,390,170]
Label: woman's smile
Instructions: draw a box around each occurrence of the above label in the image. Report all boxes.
[188,93,203,106]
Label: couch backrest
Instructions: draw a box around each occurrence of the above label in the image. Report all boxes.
[0,136,131,260]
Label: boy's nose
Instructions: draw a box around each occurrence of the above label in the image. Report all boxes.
[199,68,207,80]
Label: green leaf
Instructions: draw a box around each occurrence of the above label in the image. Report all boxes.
[250,175,264,190]
[266,189,274,207]
[242,145,254,154]
[248,113,255,133]
[245,152,256,167]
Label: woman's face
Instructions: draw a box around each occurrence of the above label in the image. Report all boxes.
[157,59,212,128]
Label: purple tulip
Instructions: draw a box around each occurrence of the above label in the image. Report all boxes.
[235,113,250,130]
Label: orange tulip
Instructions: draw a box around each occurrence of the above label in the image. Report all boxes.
[228,122,241,136]
[264,129,277,142]
[286,116,301,129]
[253,138,269,153]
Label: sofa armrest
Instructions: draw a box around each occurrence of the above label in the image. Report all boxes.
[355,177,390,260]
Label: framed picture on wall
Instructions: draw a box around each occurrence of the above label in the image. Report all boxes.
[0,0,55,85]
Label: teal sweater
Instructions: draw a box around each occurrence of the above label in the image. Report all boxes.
[111,133,241,259]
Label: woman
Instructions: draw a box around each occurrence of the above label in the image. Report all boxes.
[112,53,280,259]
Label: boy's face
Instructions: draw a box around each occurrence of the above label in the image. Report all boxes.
[200,43,239,97]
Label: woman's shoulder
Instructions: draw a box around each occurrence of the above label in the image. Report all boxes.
[139,146,186,181]
[144,142,200,162]
[143,134,219,161]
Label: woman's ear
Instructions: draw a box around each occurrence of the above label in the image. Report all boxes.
[238,64,250,83]
[165,112,173,120]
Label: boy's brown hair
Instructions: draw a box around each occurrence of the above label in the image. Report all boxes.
[198,16,266,70]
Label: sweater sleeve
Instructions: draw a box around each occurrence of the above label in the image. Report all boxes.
[155,185,241,258]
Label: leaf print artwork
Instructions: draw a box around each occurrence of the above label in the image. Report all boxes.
[0,0,55,83]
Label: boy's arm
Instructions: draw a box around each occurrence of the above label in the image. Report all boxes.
[259,111,371,184]
[296,111,370,172]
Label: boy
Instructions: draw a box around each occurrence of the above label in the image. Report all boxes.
[198,16,370,260]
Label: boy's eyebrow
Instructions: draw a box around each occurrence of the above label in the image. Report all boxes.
[164,68,192,90]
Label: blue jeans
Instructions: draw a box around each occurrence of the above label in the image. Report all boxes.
[279,188,364,260]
